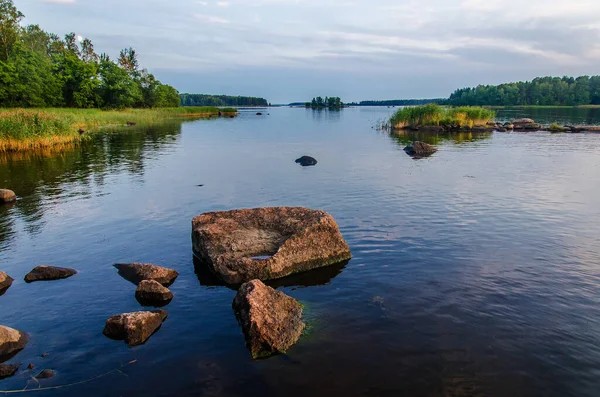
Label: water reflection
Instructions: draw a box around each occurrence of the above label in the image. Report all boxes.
[309,108,342,123]
[0,121,184,250]
[388,129,493,147]
[193,255,348,290]
[496,107,600,125]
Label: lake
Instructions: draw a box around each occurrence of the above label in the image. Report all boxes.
[1,106,600,396]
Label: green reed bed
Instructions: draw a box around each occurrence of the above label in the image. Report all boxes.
[389,104,495,129]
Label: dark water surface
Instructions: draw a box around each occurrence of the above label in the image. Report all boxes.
[1,107,600,396]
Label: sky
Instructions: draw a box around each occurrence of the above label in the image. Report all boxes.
[17,0,600,103]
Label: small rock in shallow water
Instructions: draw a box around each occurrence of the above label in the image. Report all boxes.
[0,363,20,379]
[24,266,77,283]
[0,326,29,361]
[0,189,16,204]
[135,280,173,307]
[103,310,168,346]
[114,263,179,287]
[27,363,35,370]
[404,141,437,157]
[0,272,14,295]
[36,369,55,379]
[233,280,305,359]
[295,156,318,166]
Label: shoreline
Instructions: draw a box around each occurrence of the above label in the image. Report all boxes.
[0,107,237,153]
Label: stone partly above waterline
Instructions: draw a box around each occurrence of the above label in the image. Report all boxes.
[404,141,438,157]
[233,279,305,359]
[114,263,179,287]
[0,272,14,295]
[135,280,173,307]
[24,266,77,283]
[103,310,168,347]
[295,156,318,166]
[0,325,29,362]
[192,207,352,285]
[0,189,16,204]
[0,364,21,379]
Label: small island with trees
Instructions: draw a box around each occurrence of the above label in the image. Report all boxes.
[305,97,344,109]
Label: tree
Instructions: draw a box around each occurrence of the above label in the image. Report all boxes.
[118,47,138,76]
[0,0,23,61]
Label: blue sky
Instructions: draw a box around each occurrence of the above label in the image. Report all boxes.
[18,0,600,103]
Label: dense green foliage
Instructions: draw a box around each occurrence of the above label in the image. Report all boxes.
[349,99,445,106]
[180,94,268,107]
[305,96,343,109]
[390,104,495,128]
[448,76,600,106]
[0,0,179,109]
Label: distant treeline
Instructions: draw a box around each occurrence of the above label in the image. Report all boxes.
[447,76,600,107]
[0,0,179,109]
[180,94,268,107]
[349,99,445,106]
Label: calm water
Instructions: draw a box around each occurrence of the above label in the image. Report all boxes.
[1,107,600,396]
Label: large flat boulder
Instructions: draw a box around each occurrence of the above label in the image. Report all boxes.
[0,326,29,362]
[233,280,305,359]
[0,272,14,295]
[24,266,77,283]
[114,263,178,287]
[135,280,173,307]
[103,310,168,347]
[512,118,542,131]
[192,207,352,284]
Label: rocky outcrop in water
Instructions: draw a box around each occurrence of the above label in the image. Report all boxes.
[404,141,437,157]
[0,326,29,361]
[295,156,318,166]
[0,189,16,204]
[24,266,77,283]
[114,263,179,287]
[192,207,352,284]
[135,280,173,307]
[0,363,20,379]
[36,369,56,379]
[233,279,305,359]
[512,118,542,131]
[0,272,14,295]
[103,310,168,346]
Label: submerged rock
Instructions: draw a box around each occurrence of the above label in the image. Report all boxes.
[0,364,20,379]
[192,207,352,284]
[114,263,179,287]
[404,141,437,157]
[36,369,56,379]
[295,156,318,166]
[0,189,16,204]
[233,280,305,359]
[24,266,77,283]
[0,272,14,295]
[135,280,173,307]
[0,326,29,362]
[103,310,168,346]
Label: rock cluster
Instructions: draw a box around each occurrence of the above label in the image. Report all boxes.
[233,280,305,359]
[192,207,352,284]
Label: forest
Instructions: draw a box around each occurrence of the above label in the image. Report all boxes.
[447,76,600,107]
[180,94,268,107]
[0,0,180,109]
[305,96,344,109]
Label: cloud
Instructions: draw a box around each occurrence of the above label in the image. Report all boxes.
[19,0,600,101]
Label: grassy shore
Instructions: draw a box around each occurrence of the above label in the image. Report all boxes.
[389,104,495,129]
[0,107,237,152]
